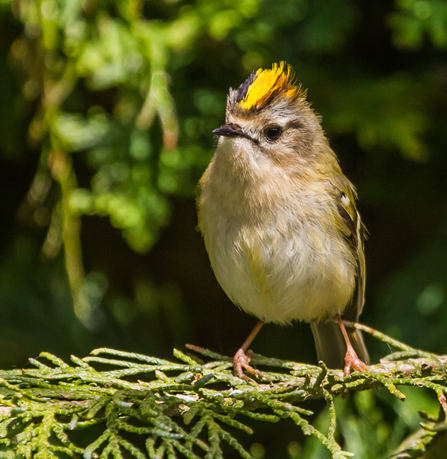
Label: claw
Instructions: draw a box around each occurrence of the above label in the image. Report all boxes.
[338,315,369,375]
[343,345,369,376]
[233,348,265,382]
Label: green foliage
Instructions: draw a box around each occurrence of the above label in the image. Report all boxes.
[389,0,447,49]
[8,0,180,254]
[0,326,446,459]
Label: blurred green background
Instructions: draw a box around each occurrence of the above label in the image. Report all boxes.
[1,0,447,457]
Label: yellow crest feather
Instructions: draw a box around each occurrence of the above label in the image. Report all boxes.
[238,62,301,110]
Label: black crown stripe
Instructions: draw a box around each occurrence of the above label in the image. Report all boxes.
[236,71,257,103]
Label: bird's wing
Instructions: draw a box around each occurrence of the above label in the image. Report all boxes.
[330,175,368,321]
[310,174,370,368]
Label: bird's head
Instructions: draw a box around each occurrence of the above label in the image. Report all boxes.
[213,62,326,172]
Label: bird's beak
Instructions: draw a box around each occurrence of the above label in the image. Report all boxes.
[213,123,244,137]
[213,124,256,143]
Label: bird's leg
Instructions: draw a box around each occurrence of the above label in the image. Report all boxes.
[234,320,265,381]
[337,315,369,376]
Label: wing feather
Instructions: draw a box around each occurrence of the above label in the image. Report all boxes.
[331,176,367,320]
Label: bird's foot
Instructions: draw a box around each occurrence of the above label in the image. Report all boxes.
[344,345,369,376]
[233,348,265,382]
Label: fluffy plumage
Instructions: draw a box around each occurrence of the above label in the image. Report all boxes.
[198,62,368,371]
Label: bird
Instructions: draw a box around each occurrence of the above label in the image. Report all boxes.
[197,62,369,379]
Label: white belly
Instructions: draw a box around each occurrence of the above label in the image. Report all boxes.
[206,218,356,324]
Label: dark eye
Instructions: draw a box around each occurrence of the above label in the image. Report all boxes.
[265,125,282,141]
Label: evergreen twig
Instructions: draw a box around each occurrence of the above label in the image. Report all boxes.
[0,325,445,458]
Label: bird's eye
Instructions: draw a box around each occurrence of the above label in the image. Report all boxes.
[265,125,282,141]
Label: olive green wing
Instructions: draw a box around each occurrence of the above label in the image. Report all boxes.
[310,175,369,368]
[332,175,367,321]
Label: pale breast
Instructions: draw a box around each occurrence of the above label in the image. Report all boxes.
[203,205,357,325]
[198,140,357,324]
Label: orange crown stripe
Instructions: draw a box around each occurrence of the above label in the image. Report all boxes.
[238,62,300,110]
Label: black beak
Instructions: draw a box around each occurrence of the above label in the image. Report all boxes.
[213,123,243,137]
[212,124,256,143]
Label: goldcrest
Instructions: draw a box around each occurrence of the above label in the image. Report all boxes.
[198,62,369,378]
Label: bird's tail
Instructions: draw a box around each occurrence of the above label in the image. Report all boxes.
[310,320,369,370]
